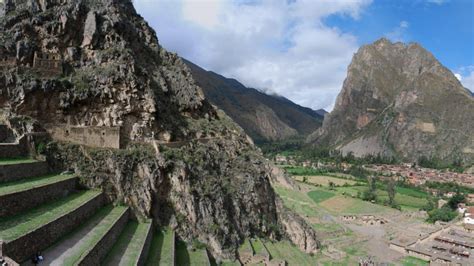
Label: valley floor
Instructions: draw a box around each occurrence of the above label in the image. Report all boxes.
[272,172,459,265]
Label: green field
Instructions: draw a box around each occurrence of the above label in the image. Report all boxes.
[0,158,37,165]
[251,239,267,255]
[307,189,335,203]
[294,175,357,186]
[146,228,174,266]
[0,190,101,241]
[0,174,75,195]
[399,256,429,266]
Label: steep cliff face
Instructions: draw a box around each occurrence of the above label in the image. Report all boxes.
[185,60,323,143]
[308,38,474,164]
[0,0,318,259]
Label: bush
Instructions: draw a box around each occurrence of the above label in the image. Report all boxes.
[427,206,458,223]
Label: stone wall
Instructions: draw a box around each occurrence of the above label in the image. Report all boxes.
[0,134,27,158]
[1,192,106,263]
[0,125,15,143]
[136,222,153,266]
[78,207,130,266]
[171,231,176,266]
[47,125,121,149]
[0,176,77,218]
[0,161,49,183]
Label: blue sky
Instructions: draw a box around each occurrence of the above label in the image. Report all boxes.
[134,0,474,110]
[326,0,474,76]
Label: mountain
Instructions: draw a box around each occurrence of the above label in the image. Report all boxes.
[0,0,318,259]
[184,59,323,143]
[308,38,474,164]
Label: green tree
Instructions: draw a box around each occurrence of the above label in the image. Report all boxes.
[387,179,397,206]
[447,192,465,210]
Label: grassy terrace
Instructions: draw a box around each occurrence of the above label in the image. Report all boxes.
[145,228,174,266]
[0,174,75,196]
[0,190,101,241]
[0,158,38,166]
[63,205,129,265]
[176,240,209,266]
[239,239,254,255]
[264,240,317,265]
[104,220,152,266]
[250,239,266,255]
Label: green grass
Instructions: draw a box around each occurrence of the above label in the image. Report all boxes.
[0,174,75,196]
[0,158,37,165]
[250,239,267,255]
[273,186,319,217]
[145,228,174,266]
[264,240,317,265]
[399,256,429,266]
[239,239,254,255]
[0,190,101,241]
[176,240,208,266]
[396,187,428,198]
[63,205,129,265]
[103,220,152,266]
[307,189,336,203]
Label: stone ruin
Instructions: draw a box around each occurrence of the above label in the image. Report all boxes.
[0,51,62,77]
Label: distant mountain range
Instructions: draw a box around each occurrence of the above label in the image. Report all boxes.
[184,59,324,143]
[308,38,474,164]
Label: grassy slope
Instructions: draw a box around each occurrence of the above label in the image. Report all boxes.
[307,189,335,203]
[63,205,129,265]
[0,190,101,241]
[145,228,174,266]
[0,174,75,195]
[103,220,152,266]
[264,240,317,265]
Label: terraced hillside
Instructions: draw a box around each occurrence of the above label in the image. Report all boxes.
[0,142,208,265]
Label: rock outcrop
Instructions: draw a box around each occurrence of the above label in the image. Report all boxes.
[0,0,318,260]
[185,59,323,143]
[308,38,474,165]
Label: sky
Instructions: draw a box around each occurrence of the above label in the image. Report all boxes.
[133,0,474,111]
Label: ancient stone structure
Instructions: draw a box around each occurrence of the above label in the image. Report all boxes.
[32,52,63,76]
[0,161,49,183]
[47,125,121,149]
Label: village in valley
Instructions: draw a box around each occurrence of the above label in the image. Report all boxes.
[270,153,474,265]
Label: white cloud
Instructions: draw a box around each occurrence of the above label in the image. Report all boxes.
[386,20,409,42]
[133,0,372,111]
[455,66,474,93]
[427,0,449,5]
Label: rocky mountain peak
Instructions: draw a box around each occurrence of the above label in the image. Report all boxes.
[309,38,474,164]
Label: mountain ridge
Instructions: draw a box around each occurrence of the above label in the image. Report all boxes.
[184,59,324,143]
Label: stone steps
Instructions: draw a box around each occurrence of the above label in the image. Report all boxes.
[145,228,175,266]
[39,205,129,265]
[0,160,49,183]
[103,219,153,266]
[0,174,78,218]
[0,143,26,159]
[0,190,105,263]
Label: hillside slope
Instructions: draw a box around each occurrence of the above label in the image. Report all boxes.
[308,38,474,164]
[185,60,323,143]
[0,0,318,259]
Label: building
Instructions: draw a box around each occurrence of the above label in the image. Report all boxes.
[463,207,474,225]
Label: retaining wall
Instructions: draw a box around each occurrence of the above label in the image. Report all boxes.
[1,192,106,263]
[78,208,130,266]
[0,161,49,183]
[47,125,120,149]
[136,222,153,266]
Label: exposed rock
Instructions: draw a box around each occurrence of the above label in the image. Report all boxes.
[0,0,319,260]
[308,38,474,164]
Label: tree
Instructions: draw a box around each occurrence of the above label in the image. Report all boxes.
[427,206,458,223]
[387,179,397,206]
[362,176,378,202]
[447,192,465,210]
